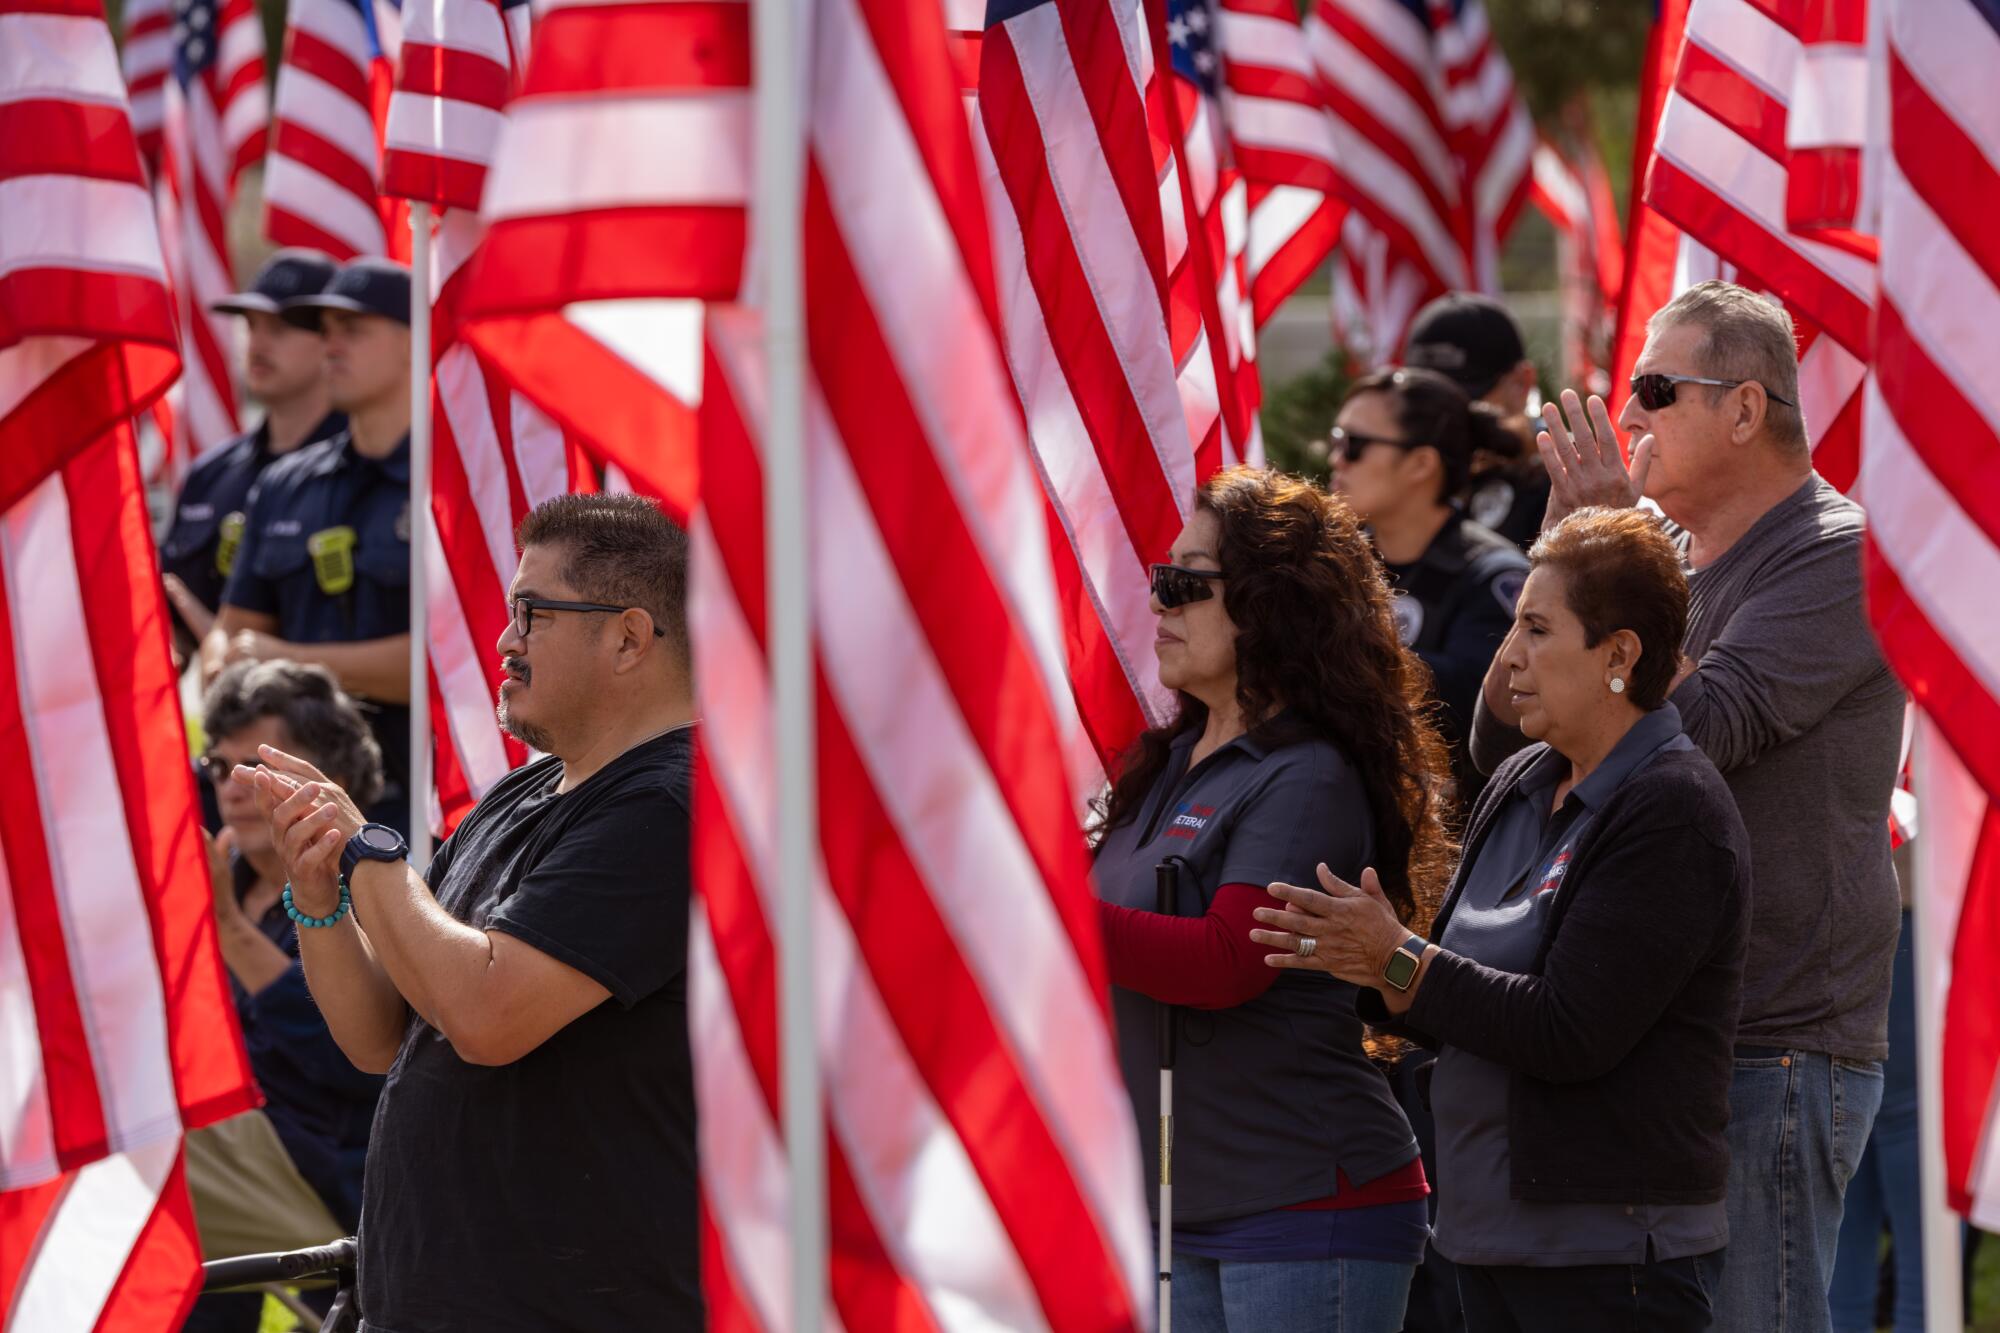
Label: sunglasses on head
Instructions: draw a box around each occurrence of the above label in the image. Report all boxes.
[1628,372,1796,412]
[1328,425,1414,463]
[1150,563,1225,609]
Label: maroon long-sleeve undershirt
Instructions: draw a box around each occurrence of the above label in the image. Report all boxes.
[1097,882,1279,1009]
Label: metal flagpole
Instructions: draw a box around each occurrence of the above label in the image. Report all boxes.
[754,0,823,1326]
[1911,721,1965,1331]
[407,202,433,870]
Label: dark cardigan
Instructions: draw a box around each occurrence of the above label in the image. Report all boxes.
[1358,741,1751,1205]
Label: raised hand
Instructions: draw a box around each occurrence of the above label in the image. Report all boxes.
[1249,864,1406,988]
[1537,389,1654,531]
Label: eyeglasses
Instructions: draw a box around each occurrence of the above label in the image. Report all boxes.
[1629,372,1796,411]
[199,753,250,785]
[1150,563,1225,609]
[511,595,666,639]
[1329,425,1415,463]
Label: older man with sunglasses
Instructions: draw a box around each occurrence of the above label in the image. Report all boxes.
[1468,280,1904,1333]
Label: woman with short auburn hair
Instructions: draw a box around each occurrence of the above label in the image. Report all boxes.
[1092,466,1454,1331]
[1254,507,1752,1332]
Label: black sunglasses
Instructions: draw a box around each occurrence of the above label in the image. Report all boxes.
[1629,372,1795,411]
[1150,563,1225,609]
[1329,425,1415,462]
[511,595,666,639]
[199,753,251,785]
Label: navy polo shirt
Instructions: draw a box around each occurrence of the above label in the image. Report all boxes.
[1431,704,1729,1266]
[160,412,347,625]
[1093,725,1420,1226]
[222,430,413,826]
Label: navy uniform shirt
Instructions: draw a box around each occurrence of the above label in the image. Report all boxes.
[1094,725,1420,1226]
[161,413,347,636]
[223,430,413,831]
[1383,512,1527,807]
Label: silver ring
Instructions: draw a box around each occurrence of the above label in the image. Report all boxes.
[1295,936,1317,958]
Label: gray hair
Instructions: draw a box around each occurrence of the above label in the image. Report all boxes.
[1648,280,1809,452]
[203,660,385,807]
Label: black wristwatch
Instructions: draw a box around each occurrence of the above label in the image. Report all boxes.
[1383,934,1428,993]
[340,823,409,880]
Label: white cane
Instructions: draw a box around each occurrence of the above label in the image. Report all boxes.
[1154,858,1186,1333]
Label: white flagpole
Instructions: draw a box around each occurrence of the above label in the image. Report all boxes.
[754,0,822,1327]
[1911,721,1965,1331]
[407,201,434,870]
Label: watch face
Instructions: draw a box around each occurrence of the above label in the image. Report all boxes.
[1384,949,1420,991]
[360,825,402,853]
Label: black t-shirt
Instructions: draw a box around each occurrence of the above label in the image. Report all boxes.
[357,728,702,1332]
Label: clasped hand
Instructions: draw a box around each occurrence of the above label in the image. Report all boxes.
[1250,864,1407,994]
[230,745,367,917]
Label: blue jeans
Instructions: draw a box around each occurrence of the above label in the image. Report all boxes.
[1172,1252,1414,1332]
[1829,910,1923,1332]
[1705,1048,1884,1332]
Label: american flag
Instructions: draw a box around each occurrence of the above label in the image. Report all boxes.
[153,0,269,482]
[0,1,258,1323]
[455,0,744,518]
[1861,0,2000,1228]
[1308,0,1532,361]
[459,0,1151,1321]
[1642,0,1871,490]
[377,0,594,834]
[120,0,173,171]
[961,0,1201,772]
[266,0,405,259]
[1217,0,1346,327]
[1164,0,1265,467]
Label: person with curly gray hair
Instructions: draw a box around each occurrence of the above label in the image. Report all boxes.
[183,661,386,1333]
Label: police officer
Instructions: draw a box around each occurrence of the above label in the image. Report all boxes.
[1403,292,1550,550]
[161,250,347,664]
[203,258,416,836]
[1330,366,1526,805]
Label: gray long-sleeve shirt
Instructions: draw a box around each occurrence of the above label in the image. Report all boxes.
[1471,476,1904,1059]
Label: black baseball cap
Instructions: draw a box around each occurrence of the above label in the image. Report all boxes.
[281,257,413,328]
[211,248,338,317]
[1404,293,1529,398]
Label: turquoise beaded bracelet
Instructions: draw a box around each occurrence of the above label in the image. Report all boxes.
[282,877,352,928]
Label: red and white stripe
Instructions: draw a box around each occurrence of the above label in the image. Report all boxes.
[119,0,172,171]
[1,19,258,1321]
[921,1,1190,771]
[456,0,743,519]
[1861,0,2000,1230]
[1308,0,1531,362]
[0,0,180,503]
[1630,0,1871,492]
[267,0,404,259]
[154,0,269,486]
[692,0,1150,1317]
[1782,0,1873,254]
[381,0,529,210]
[1648,0,1876,354]
[1217,0,1346,326]
[379,0,595,833]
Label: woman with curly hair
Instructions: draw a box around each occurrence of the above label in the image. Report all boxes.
[1093,466,1455,1332]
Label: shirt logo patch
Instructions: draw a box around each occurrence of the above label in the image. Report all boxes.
[1534,849,1573,895]
[1165,802,1216,840]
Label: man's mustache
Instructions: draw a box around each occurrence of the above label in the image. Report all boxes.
[502,657,530,684]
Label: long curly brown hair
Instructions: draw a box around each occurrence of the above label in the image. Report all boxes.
[1095,467,1455,927]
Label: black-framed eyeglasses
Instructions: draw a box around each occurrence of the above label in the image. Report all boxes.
[511,595,665,639]
[1329,425,1415,463]
[1629,372,1795,411]
[1150,563,1225,609]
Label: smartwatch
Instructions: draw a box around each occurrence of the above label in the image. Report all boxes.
[1383,934,1428,993]
[340,822,410,881]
